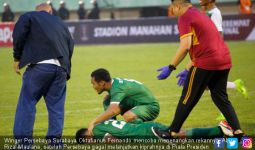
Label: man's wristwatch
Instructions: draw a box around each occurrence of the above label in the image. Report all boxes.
[169,64,176,70]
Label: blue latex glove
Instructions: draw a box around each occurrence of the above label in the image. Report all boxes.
[176,69,188,86]
[157,66,173,80]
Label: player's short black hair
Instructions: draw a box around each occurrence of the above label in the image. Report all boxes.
[91,68,111,82]
[171,0,191,3]
[75,128,87,144]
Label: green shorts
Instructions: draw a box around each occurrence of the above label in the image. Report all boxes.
[130,102,160,122]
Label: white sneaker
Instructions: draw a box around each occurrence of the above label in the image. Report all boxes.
[218,120,234,137]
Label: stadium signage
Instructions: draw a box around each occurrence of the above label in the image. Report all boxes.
[0,23,14,46]
[93,25,177,38]
[129,25,177,36]
[94,26,129,37]
[66,14,255,45]
[0,14,254,47]
[66,18,179,44]
[223,19,250,34]
[223,14,255,40]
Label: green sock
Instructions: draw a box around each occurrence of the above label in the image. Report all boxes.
[186,126,223,139]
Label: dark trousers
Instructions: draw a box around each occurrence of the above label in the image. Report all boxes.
[170,66,241,132]
[13,64,67,140]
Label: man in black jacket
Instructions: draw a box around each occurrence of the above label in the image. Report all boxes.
[12,3,74,147]
[58,0,70,20]
[1,3,14,22]
[77,1,87,20]
[46,0,58,16]
[88,1,100,19]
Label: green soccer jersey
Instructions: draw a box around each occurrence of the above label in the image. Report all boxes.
[92,120,168,139]
[108,78,159,114]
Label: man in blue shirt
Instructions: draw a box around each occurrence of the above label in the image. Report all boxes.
[12,3,74,148]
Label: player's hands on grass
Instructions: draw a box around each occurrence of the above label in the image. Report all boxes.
[104,95,110,101]
[157,65,176,80]
[176,69,188,86]
[87,121,95,136]
[13,61,21,75]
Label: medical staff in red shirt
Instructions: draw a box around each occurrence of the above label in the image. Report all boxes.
[154,0,244,140]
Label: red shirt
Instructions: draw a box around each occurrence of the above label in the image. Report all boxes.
[178,7,232,70]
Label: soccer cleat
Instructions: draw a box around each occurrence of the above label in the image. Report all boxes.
[234,79,249,99]
[218,120,234,137]
[151,127,171,139]
[234,132,245,142]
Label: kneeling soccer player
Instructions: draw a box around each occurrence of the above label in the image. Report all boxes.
[87,68,160,135]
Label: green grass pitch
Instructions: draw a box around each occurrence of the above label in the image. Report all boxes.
[0,41,254,137]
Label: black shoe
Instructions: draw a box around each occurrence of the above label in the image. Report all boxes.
[234,132,245,142]
[151,127,172,139]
